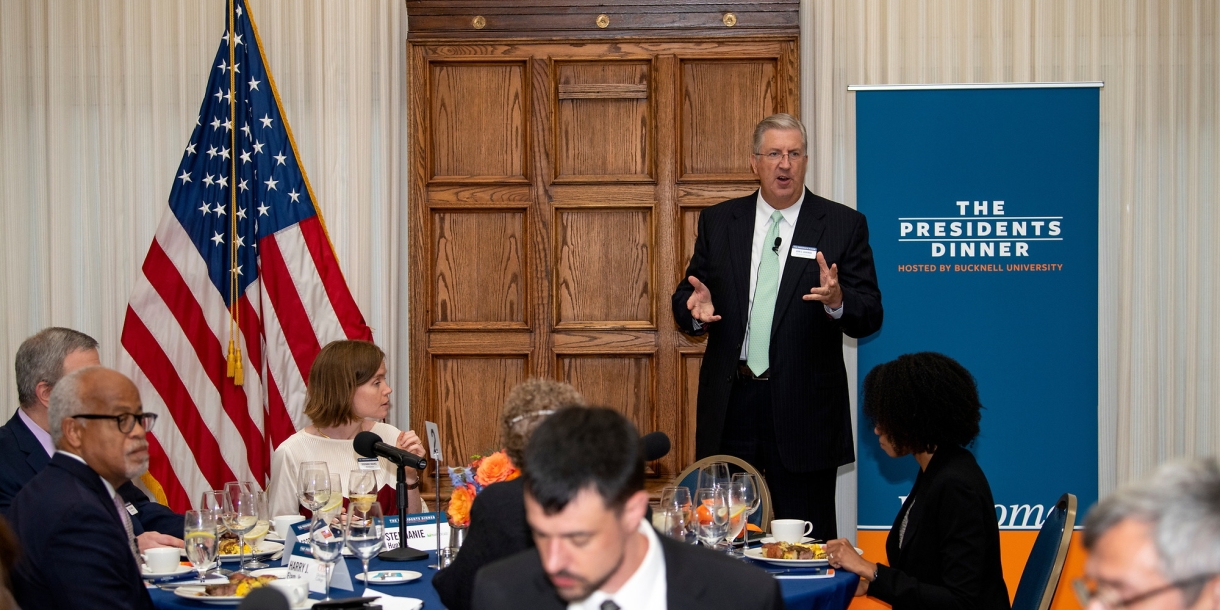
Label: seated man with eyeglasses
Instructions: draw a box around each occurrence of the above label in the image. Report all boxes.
[1077,456,1220,610]
[0,327,182,546]
[8,366,159,610]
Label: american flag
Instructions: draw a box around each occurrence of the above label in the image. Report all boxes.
[118,0,371,511]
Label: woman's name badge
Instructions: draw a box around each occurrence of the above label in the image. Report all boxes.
[357,457,380,470]
[790,245,818,259]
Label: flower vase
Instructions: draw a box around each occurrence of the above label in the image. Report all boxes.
[449,524,468,551]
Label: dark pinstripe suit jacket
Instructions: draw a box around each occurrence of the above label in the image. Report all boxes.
[671,189,883,472]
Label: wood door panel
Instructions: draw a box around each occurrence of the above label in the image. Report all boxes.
[680,59,778,179]
[432,210,527,328]
[430,62,528,181]
[410,28,797,486]
[556,354,653,431]
[432,355,528,464]
[554,61,652,181]
[554,208,653,328]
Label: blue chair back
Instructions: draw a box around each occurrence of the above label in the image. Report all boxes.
[1011,493,1077,610]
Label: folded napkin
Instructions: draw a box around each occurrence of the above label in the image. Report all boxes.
[362,587,424,610]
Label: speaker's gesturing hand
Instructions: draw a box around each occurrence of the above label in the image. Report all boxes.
[686,276,722,324]
[802,251,843,309]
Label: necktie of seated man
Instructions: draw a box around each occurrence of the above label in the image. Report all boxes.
[747,211,784,376]
[112,494,141,565]
[600,601,621,610]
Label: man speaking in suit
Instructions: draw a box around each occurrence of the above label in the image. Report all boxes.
[0,327,183,544]
[473,407,781,610]
[671,114,883,540]
[8,366,158,610]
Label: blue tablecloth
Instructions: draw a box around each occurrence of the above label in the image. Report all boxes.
[150,551,857,609]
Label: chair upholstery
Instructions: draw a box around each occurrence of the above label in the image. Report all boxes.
[1011,493,1077,610]
[673,455,773,532]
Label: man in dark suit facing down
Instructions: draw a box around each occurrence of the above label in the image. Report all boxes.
[672,114,883,540]
[8,366,159,610]
[473,407,782,610]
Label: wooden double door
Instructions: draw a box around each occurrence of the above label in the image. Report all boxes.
[407,37,799,477]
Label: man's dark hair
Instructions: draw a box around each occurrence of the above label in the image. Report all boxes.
[522,406,644,515]
[862,351,982,455]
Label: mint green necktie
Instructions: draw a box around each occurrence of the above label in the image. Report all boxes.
[747,211,784,376]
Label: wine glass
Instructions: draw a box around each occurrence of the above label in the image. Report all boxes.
[698,462,730,493]
[659,487,696,544]
[183,510,218,580]
[726,474,759,556]
[695,487,730,550]
[222,483,258,574]
[659,505,697,543]
[242,490,271,570]
[318,472,343,522]
[348,469,378,512]
[199,490,230,575]
[727,470,756,553]
[344,501,385,589]
[309,516,345,600]
[298,464,332,516]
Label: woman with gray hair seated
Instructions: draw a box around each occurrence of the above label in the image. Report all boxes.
[432,378,586,610]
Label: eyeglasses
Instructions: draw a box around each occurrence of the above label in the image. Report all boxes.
[71,412,158,434]
[1073,572,1218,608]
[753,150,804,163]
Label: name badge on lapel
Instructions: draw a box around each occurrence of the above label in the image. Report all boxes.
[790,245,818,259]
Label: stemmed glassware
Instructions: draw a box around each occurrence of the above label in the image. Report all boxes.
[695,487,730,550]
[348,469,378,512]
[298,462,332,517]
[698,462,731,493]
[727,473,760,556]
[183,510,218,580]
[222,482,259,574]
[309,516,345,600]
[657,487,696,544]
[242,490,271,570]
[344,501,386,589]
[199,490,229,575]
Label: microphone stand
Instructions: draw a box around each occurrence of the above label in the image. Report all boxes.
[378,462,427,561]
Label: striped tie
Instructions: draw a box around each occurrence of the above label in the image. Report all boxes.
[112,494,142,566]
[746,211,784,376]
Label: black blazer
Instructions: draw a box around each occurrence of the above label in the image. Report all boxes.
[672,189,883,471]
[0,411,182,536]
[868,445,1010,610]
[432,477,532,610]
[9,452,156,610]
[472,529,784,610]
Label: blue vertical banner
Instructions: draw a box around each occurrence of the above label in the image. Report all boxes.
[854,85,1100,532]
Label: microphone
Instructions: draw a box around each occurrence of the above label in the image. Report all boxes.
[642,431,671,461]
[354,431,427,470]
[772,236,782,253]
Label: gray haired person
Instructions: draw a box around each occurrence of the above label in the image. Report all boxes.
[1077,456,1220,609]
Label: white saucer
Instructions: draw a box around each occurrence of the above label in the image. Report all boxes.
[142,564,193,579]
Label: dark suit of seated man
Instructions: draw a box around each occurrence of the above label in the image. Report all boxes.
[472,407,782,610]
[0,327,183,541]
[9,366,159,610]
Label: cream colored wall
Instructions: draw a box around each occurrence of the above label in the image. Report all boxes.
[801,1,1219,533]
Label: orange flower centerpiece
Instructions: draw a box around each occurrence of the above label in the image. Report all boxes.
[446,450,520,527]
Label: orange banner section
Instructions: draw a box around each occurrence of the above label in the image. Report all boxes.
[848,530,1086,610]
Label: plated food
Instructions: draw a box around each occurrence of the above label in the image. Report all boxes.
[761,541,827,560]
[206,572,279,597]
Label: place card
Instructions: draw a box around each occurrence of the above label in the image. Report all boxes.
[383,512,450,551]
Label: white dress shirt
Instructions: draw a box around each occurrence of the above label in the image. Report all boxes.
[568,520,668,610]
[739,191,843,360]
[19,408,55,456]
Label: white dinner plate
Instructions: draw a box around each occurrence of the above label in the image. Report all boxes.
[172,586,244,605]
[217,540,283,562]
[355,570,422,584]
[757,536,817,545]
[249,567,289,579]
[744,545,864,567]
[142,563,193,579]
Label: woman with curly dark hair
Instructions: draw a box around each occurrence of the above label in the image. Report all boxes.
[825,352,1010,610]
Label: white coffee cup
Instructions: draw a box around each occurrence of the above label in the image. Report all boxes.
[143,546,181,573]
[269,577,309,606]
[770,519,814,543]
[273,515,307,539]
